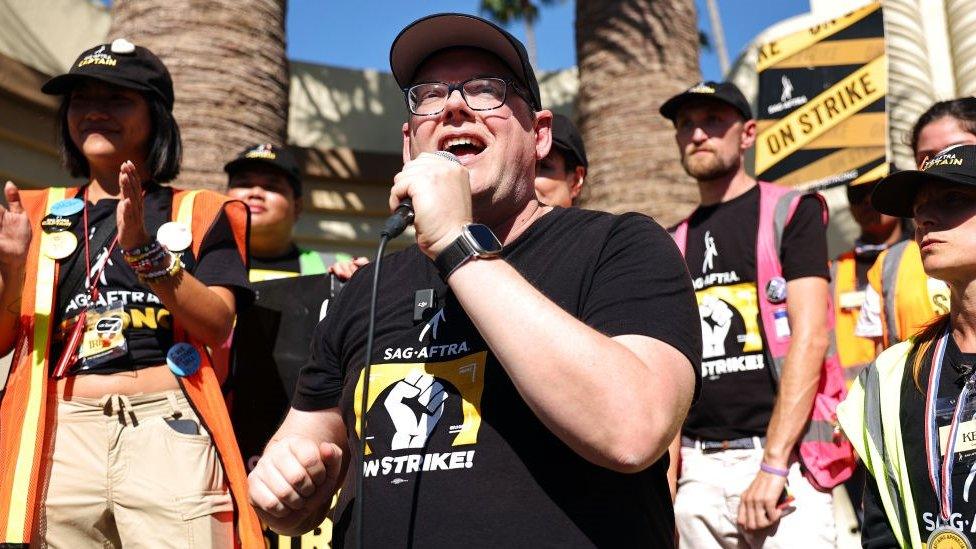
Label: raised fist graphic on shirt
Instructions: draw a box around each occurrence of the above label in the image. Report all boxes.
[699,295,734,359]
[385,371,448,450]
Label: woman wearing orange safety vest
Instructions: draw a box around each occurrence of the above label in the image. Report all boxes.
[0,41,261,547]
[832,173,911,386]
[856,99,976,349]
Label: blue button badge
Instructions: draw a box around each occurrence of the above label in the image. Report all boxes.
[166,343,201,377]
[49,198,84,217]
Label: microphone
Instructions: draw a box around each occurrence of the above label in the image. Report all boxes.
[381,151,461,238]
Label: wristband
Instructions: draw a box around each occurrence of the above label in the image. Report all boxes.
[760,462,789,477]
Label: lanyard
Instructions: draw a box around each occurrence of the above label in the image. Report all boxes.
[924,328,976,522]
[51,188,120,378]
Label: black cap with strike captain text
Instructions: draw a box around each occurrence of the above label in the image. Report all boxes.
[872,144,976,217]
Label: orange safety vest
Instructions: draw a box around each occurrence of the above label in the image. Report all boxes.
[866,239,949,347]
[0,186,262,547]
[829,251,876,386]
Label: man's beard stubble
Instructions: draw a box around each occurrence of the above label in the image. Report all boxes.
[682,151,739,181]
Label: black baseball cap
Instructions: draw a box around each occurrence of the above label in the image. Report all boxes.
[224,143,303,197]
[42,39,175,111]
[390,13,542,111]
[659,81,752,122]
[551,114,588,168]
[872,144,976,217]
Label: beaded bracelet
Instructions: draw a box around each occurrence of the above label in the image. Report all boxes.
[125,247,168,274]
[138,251,183,284]
[122,240,161,259]
[759,462,790,477]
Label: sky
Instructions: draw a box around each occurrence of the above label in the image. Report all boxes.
[287,0,811,80]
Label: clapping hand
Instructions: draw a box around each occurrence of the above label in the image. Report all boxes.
[0,182,31,272]
[116,161,151,250]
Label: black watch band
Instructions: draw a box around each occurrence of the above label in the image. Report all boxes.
[434,224,502,279]
[434,236,472,279]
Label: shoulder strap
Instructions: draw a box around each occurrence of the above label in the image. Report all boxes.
[168,188,262,548]
[669,219,689,256]
[881,240,910,345]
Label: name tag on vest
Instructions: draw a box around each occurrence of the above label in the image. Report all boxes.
[838,290,866,310]
[940,419,976,454]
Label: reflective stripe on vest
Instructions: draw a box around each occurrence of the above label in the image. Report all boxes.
[169,190,263,547]
[2,187,67,543]
[837,342,921,548]
[881,240,909,345]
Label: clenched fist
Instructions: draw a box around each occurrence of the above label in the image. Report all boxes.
[248,436,343,536]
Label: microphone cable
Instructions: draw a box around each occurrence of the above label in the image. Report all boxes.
[353,151,458,547]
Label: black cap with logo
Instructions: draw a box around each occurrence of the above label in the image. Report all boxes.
[551,114,587,168]
[224,143,303,197]
[42,39,175,111]
[872,144,976,217]
[659,81,752,122]
[389,13,542,111]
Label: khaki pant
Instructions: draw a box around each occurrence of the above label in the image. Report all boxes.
[38,391,233,548]
[674,445,836,548]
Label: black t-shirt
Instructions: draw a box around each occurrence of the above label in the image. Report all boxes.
[679,185,829,441]
[250,245,302,278]
[50,184,251,374]
[293,207,701,548]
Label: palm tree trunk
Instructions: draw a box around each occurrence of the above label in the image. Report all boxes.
[108,0,289,191]
[575,0,700,227]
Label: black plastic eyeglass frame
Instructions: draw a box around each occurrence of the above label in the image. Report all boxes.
[403,77,530,116]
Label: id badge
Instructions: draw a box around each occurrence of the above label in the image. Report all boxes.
[936,394,976,459]
[78,302,128,369]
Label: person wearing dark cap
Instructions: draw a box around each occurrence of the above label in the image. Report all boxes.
[225,143,352,282]
[833,166,912,386]
[535,113,588,207]
[0,40,262,546]
[838,143,976,548]
[664,81,842,547]
[248,12,701,548]
[854,100,976,350]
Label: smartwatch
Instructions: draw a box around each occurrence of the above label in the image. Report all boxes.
[434,223,502,279]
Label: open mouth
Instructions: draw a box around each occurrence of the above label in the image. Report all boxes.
[439,136,487,161]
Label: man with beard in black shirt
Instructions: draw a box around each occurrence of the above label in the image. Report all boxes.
[247,12,701,548]
[662,81,837,547]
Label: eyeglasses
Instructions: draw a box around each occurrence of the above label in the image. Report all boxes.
[404,77,527,116]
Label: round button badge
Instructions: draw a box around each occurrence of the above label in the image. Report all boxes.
[42,231,78,260]
[166,342,201,377]
[41,213,76,233]
[157,222,192,252]
[49,198,84,218]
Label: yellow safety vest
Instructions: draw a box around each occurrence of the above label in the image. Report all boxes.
[867,240,949,347]
[837,341,921,548]
[831,251,877,386]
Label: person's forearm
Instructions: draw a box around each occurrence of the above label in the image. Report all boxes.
[448,257,694,473]
[763,302,828,466]
[146,271,235,348]
[0,264,25,354]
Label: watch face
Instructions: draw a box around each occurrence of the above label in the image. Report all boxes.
[466,224,502,254]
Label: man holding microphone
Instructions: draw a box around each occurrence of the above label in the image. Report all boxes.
[248,13,700,547]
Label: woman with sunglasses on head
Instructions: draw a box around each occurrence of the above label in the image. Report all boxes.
[839,143,976,548]
[0,40,261,547]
